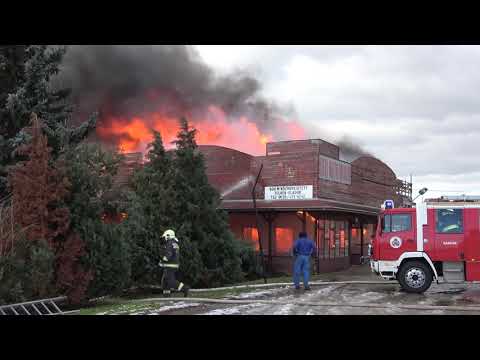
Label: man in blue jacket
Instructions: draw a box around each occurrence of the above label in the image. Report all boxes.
[292,231,316,290]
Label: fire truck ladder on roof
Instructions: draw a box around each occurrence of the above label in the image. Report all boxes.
[439,195,480,202]
[0,296,75,315]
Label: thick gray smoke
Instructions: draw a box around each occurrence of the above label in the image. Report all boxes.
[337,135,372,163]
[58,45,294,132]
[57,45,370,158]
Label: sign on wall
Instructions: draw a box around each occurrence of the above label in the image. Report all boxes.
[265,185,313,200]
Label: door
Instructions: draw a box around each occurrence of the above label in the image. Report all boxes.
[379,212,416,260]
[350,225,362,265]
[433,208,465,261]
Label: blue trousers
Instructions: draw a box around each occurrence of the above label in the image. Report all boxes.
[293,255,310,288]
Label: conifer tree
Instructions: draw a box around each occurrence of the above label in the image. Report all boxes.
[64,143,130,297]
[0,45,28,197]
[0,45,97,198]
[124,131,194,284]
[171,117,243,287]
[8,113,92,304]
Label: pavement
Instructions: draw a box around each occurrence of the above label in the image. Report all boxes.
[120,265,480,315]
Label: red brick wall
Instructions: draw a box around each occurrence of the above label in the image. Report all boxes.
[199,145,257,199]
[200,141,403,208]
[266,139,339,159]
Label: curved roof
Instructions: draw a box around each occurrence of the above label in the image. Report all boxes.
[351,155,397,180]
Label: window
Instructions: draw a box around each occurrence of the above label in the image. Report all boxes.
[243,227,260,251]
[319,155,351,185]
[317,218,349,259]
[383,214,411,233]
[275,227,294,254]
[436,209,463,233]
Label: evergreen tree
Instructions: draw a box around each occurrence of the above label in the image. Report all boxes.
[64,143,131,297]
[7,114,92,304]
[8,114,71,246]
[0,45,97,198]
[123,131,191,284]
[171,117,243,287]
[0,45,28,198]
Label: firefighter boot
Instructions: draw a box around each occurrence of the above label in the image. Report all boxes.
[178,283,189,297]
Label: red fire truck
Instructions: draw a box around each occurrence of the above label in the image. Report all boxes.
[370,196,480,293]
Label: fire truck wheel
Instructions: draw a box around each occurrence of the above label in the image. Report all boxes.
[397,260,433,294]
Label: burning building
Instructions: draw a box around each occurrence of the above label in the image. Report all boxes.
[109,138,411,275]
[198,139,411,274]
[60,45,411,274]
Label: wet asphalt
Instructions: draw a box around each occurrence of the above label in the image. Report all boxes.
[131,265,480,315]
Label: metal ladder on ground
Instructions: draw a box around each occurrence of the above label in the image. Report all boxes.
[0,296,75,315]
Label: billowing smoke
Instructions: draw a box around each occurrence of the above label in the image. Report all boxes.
[336,135,372,163]
[58,45,294,133]
[56,45,369,158]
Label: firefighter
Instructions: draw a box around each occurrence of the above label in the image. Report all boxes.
[159,229,189,297]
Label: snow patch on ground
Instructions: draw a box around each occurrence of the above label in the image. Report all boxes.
[273,304,295,315]
[228,287,286,299]
[130,302,201,315]
[202,304,262,315]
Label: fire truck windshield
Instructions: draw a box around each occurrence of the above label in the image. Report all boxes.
[382,214,412,233]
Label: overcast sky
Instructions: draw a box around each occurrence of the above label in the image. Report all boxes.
[195,45,480,200]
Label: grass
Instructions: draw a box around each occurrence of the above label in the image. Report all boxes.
[78,298,175,315]
[77,277,294,315]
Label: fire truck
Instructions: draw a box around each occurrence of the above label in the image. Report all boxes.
[370,195,480,293]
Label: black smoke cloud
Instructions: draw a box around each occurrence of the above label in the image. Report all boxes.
[58,45,294,131]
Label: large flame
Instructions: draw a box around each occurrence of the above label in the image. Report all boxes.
[96,105,305,156]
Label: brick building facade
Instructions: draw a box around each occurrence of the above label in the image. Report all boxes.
[199,139,411,275]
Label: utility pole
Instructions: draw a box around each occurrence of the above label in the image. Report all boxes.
[252,164,267,284]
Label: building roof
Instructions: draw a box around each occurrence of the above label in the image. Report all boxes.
[220,197,381,216]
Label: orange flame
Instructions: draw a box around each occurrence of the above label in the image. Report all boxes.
[96,105,305,156]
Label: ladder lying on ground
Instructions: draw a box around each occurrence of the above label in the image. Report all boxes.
[0,296,76,315]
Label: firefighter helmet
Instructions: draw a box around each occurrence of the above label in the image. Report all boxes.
[162,229,176,240]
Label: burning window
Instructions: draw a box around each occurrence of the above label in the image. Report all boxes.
[340,230,346,248]
[275,227,294,255]
[242,227,260,251]
[317,219,349,259]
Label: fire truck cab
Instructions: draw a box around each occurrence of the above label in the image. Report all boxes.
[370,196,480,293]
